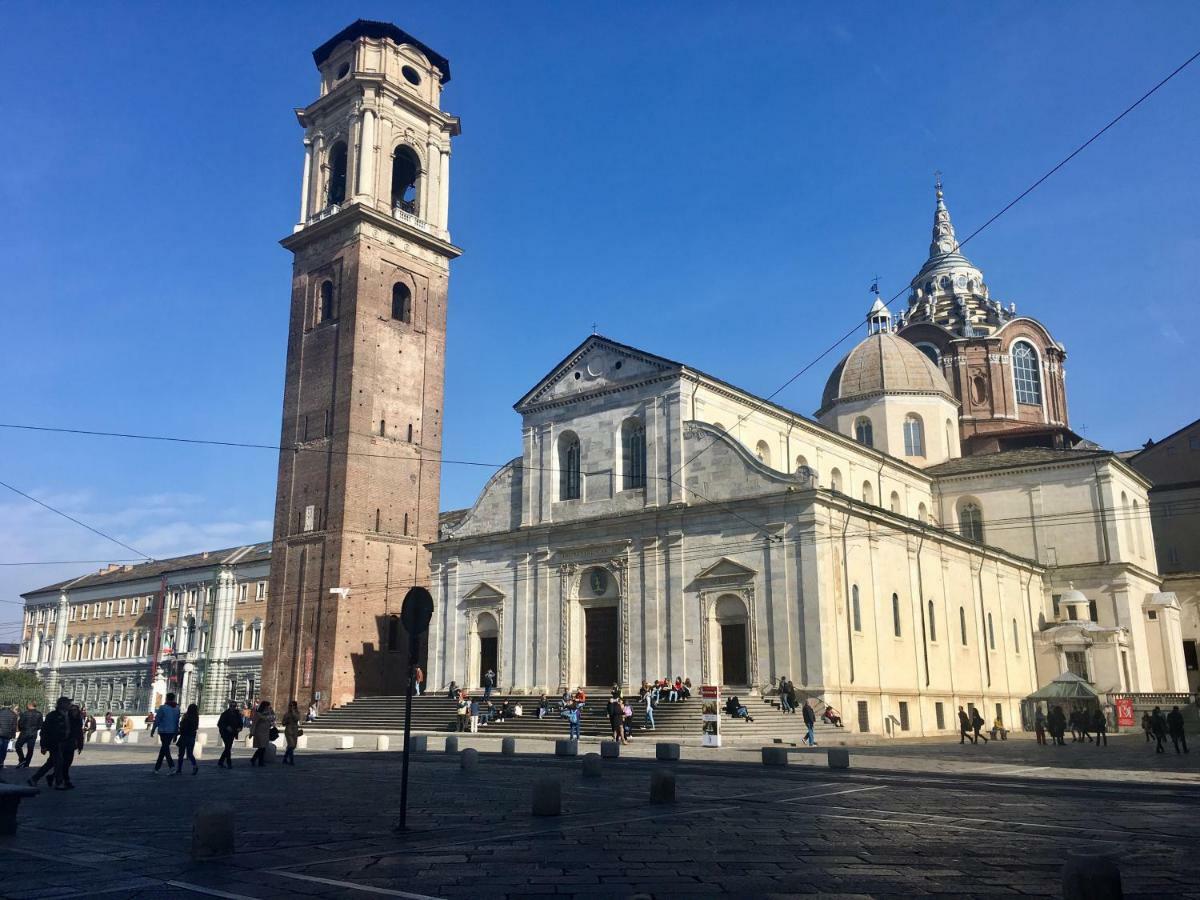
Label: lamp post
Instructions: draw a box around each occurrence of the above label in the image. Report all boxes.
[396,586,434,833]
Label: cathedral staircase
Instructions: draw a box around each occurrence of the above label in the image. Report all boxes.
[302,693,850,743]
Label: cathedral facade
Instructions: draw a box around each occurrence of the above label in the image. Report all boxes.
[427,184,1188,735]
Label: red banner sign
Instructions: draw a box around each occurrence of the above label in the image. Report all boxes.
[1115,698,1135,727]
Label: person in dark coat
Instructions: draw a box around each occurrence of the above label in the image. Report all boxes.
[216,701,243,769]
[1092,708,1108,747]
[15,702,42,768]
[0,704,17,770]
[1048,706,1067,746]
[970,707,989,744]
[56,704,85,789]
[1167,706,1188,754]
[175,704,200,775]
[1150,706,1168,754]
[957,706,975,745]
[28,697,70,788]
[802,699,817,746]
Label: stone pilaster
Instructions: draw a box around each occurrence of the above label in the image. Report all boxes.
[201,568,237,713]
[43,590,71,700]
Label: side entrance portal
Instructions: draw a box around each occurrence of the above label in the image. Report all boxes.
[585,606,619,687]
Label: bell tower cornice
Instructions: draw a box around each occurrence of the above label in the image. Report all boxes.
[280,200,463,260]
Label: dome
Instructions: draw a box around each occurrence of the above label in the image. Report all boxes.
[819,332,955,414]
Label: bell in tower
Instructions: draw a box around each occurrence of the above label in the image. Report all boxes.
[261,21,462,711]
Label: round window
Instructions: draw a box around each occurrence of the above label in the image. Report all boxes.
[402,65,421,86]
[335,62,350,80]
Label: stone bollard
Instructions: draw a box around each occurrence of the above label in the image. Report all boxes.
[582,753,602,778]
[501,737,516,756]
[554,739,578,757]
[376,735,390,751]
[649,770,676,804]
[655,742,680,761]
[445,736,459,753]
[461,747,479,770]
[761,746,789,766]
[296,734,308,750]
[99,730,113,744]
[126,730,140,744]
[600,740,620,759]
[191,804,235,860]
[1063,853,1122,900]
[531,777,561,816]
[408,735,427,753]
[827,748,850,770]
[336,735,355,750]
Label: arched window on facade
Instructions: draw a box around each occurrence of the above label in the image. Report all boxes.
[326,141,348,207]
[1012,341,1042,405]
[391,282,412,323]
[250,620,263,651]
[854,417,873,447]
[959,606,968,646]
[621,418,646,490]
[917,501,928,524]
[559,432,581,501]
[892,593,902,637]
[927,600,937,641]
[851,585,862,632]
[795,455,808,471]
[862,481,874,505]
[755,441,771,466]
[889,491,901,513]
[946,419,956,455]
[958,500,984,543]
[987,612,995,650]
[903,414,925,457]
[319,280,335,323]
[391,145,421,215]
[830,468,843,493]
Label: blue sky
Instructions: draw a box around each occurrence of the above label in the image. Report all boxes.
[2,2,1198,636]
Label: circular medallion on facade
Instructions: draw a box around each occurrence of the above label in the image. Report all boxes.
[955,275,967,289]
[590,568,607,596]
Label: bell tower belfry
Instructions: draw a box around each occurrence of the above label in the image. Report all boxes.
[261,21,461,710]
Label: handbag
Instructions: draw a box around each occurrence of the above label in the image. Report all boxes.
[297,728,304,737]
[269,726,280,741]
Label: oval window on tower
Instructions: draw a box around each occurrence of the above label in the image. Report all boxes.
[402,65,422,86]
[336,62,350,80]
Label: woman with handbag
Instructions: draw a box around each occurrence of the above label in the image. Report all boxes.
[281,701,302,765]
[250,700,276,767]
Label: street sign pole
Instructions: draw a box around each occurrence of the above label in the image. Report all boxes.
[395,586,434,834]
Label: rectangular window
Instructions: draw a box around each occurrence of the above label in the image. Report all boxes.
[69,606,76,622]
[146,596,154,612]
[80,605,88,621]
[251,627,262,651]
[1183,640,1199,671]
[188,589,197,607]
[1088,599,1098,623]
[303,505,316,532]
[935,702,945,730]
[94,602,101,619]
[1051,594,1062,620]
[898,701,910,732]
[118,598,127,616]
[256,582,265,601]
[131,597,139,615]
[1147,610,1157,621]
[239,584,248,603]
[856,700,870,734]
[1065,650,1089,682]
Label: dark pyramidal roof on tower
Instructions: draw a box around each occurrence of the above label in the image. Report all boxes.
[313,20,452,81]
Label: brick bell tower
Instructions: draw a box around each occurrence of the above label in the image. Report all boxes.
[261,21,461,710]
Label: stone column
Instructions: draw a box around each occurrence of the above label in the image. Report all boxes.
[438,148,450,230]
[424,136,439,219]
[297,137,314,226]
[356,108,376,199]
[201,568,236,714]
[43,590,71,699]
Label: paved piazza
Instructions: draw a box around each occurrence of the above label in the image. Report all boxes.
[1,730,1197,899]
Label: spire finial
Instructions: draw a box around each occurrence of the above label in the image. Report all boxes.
[928,170,957,257]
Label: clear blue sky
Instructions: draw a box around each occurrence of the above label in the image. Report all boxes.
[2,2,1198,637]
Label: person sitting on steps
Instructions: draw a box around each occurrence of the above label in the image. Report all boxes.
[724,695,754,722]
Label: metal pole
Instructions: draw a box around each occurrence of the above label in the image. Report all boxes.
[398,660,415,831]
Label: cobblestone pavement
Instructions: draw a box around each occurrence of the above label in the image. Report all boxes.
[0,732,1195,899]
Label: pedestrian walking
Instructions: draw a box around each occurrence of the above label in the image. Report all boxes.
[643,688,655,731]
[216,701,242,768]
[281,701,301,765]
[802,699,817,746]
[1167,706,1189,754]
[608,692,625,744]
[567,702,581,740]
[28,697,71,789]
[1034,707,1047,746]
[1141,711,1153,742]
[56,704,85,789]
[777,676,792,713]
[413,666,424,696]
[957,706,975,745]
[1092,708,1108,747]
[1077,708,1093,743]
[250,701,276,766]
[150,693,181,773]
[970,707,989,744]
[0,704,17,770]
[483,668,496,701]
[1150,706,1168,754]
[469,697,480,733]
[175,704,200,775]
[15,702,42,768]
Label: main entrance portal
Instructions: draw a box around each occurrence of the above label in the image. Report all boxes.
[584,606,618,686]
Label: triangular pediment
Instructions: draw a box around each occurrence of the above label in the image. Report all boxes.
[514,335,682,412]
[694,557,757,582]
[463,582,505,603]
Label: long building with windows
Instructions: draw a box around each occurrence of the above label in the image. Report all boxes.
[19,545,270,714]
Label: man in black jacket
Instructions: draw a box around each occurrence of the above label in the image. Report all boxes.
[957,706,975,744]
[216,701,243,769]
[802,699,817,746]
[28,697,70,788]
[0,704,17,771]
[1167,706,1189,755]
[15,703,42,768]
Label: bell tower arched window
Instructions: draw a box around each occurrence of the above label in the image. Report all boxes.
[326,141,348,207]
[391,145,421,216]
[903,414,925,457]
[319,280,335,323]
[958,501,984,543]
[1012,341,1042,406]
[559,432,581,501]
[391,282,412,323]
[621,419,646,490]
[854,417,873,447]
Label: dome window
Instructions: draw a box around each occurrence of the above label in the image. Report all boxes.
[1012,341,1043,406]
[854,417,873,448]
